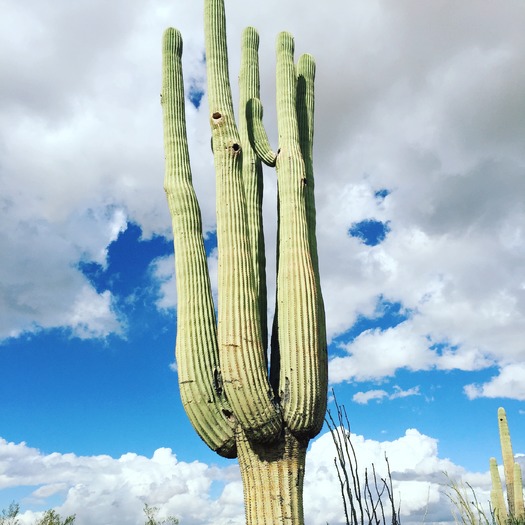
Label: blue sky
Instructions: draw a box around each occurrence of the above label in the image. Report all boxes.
[1,1,525,524]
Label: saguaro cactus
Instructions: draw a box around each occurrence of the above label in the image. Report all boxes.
[490,407,524,524]
[161,1,327,523]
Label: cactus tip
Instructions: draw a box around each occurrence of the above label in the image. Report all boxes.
[163,27,183,56]
[277,31,295,53]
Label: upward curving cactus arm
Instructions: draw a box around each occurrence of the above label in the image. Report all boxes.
[296,54,323,315]
[274,32,326,438]
[205,0,282,443]
[296,54,315,170]
[161,28,236,458]
[245,31,327,439]
[296,52,328,424]
[238,27,269,354]
[490,457,508,524]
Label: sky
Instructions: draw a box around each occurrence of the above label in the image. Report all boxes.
[1,0,525,523]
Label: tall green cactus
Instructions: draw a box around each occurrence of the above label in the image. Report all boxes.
[490,407,524,524]
[161,1,327,523]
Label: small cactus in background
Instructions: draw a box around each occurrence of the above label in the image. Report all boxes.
[161,0,327,523]
[490,407,524,524]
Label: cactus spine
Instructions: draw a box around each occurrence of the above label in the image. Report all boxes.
[161,1,327,523]
[490,407,524,524]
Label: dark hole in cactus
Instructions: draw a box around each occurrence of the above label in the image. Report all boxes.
[222,409,235,422]
[282,377,291,404]
[212,111,222,120]
[213,367,223,396]
[232,143,240,152]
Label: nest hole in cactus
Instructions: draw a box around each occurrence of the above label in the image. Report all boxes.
[222,409,235,423]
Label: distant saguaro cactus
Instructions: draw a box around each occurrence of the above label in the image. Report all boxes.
[490,407,524,524]
[161,0,327,523]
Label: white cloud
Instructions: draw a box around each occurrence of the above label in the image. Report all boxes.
[151,255,177,310]
[391,385,421,400]
[464,363,525,401]
[0,208,125,339]
[352,385,421,404]
[65,286,123,339]
[0,438,242,525]
[0,1,176,341]
[0,425,491,525]
[329,321,436,383]
[353,389,388,404]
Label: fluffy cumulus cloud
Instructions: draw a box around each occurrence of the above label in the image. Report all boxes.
[0,205,126,339]
[2,0,525,386]
[465,363,525,401]
[0,438,242,525]
[0,427,490,525]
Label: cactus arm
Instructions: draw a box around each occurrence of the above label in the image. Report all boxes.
[296,53,328,421]
[490,458,507,523]
[296,54,315,175]
[244,89,280,392]
[238,27,268,354]
[490,457,508,524]
[274,31,326,437]
[203,0,235,121]
[161,28,236,458]
[296,54,319,280]
[204,0,282,443]
[246,97,278,167]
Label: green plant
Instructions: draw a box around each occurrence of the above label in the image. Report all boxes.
[444,474,494,525]
[0,502,20,525]
[0,505,75,525]
[143,503,179,525]
[490,408,525,525]
[33,510,75,525]
[161,0,327,523]
[326,394,401,525]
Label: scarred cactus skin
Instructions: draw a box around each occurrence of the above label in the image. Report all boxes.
[490,408,524,524]
[161,1,327,523]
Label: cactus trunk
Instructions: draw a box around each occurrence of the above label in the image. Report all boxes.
[161,1,327,523]
[237,429,307,525]
[499,407,516,515]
